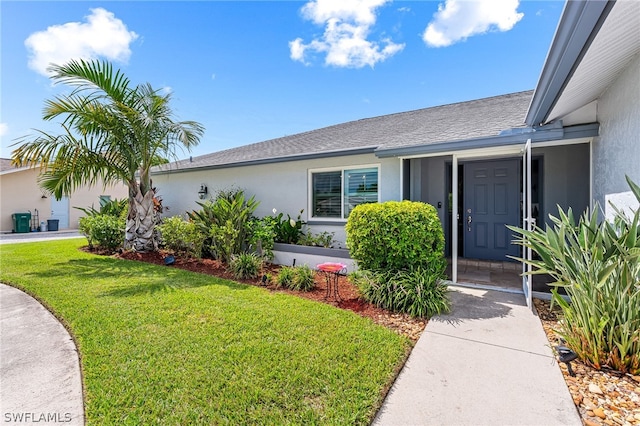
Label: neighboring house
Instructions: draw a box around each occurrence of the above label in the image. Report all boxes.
[152,0,639,296]
[0,158,128,232]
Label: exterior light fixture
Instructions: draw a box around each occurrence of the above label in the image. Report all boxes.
[556,345,578,376]
[198,184,208,200]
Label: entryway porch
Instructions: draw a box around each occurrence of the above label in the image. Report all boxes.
[445,257,557,296]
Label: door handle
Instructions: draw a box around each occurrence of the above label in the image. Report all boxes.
[467,215,472,231]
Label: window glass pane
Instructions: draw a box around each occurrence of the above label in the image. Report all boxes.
[312,171,342,218]
[344,168,378,218]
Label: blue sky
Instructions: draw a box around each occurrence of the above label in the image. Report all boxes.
[1,1,564,160]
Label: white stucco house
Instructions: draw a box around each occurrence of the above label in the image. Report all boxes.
[152,0,639,302]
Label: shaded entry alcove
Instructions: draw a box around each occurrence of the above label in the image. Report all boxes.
[406,142,590,296]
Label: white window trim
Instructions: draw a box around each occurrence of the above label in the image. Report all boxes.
[307,163,381,222]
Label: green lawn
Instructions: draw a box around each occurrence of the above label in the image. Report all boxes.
[0,239,409,424]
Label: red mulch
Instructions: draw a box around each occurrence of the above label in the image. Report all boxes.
[113,250,426,341]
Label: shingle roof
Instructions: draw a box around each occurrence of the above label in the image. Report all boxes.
[155,90,533,174]
[0,158,17,172]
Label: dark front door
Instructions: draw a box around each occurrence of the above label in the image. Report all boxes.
[463,159,520,261]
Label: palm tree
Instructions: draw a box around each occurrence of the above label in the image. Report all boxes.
[12,59,204,251]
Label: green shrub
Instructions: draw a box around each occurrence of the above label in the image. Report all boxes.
[157,216,206,258]
[291,265,316,292]
[298,231,336,248]
[275,266,296,289]
[79,214,124,252]
[274,265,315,291]
[209,220,240,264]
[247,217,277,261]
[188,189,259,262]
[351,264,450,318]
[509,176,640,375]
[229,252,263,280]
[345,201,445,273]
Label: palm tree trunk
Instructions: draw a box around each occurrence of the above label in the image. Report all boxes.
[124,188,158,252]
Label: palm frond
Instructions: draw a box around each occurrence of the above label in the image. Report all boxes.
[47,59,131,103]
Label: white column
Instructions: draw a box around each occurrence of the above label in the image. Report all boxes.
[452,154,458,283]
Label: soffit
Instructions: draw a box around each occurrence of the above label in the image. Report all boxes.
[548,0,640,123]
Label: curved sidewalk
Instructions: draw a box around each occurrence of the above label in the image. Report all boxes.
[374,286,581,426]
[0,284,84,425]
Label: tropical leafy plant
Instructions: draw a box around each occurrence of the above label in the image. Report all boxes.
[11,59,204,252]
[229,252,263,280]
[157,216,206,258]
[509,176,640,375]
[75,198,128,218]
[188,189,259,262]
[269,209,306,244]
[351,264,450,318]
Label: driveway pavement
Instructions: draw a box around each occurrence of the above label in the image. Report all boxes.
[373,285,581,426]
[0,230,82,244]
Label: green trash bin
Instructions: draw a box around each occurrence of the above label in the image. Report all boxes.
[12,212,31,233]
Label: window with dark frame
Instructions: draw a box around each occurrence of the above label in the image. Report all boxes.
[311,166,379,219]
[312,171,342,218]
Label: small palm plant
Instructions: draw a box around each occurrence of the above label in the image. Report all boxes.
[509,176,640,375]
[12,59,204,252]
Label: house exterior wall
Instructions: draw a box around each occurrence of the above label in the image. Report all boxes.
[592,53,640,207]
[67,180,128,229]
[152,153,401,246]
[533,143,590,225]
[0,168,50,232]
[0,167,128,232]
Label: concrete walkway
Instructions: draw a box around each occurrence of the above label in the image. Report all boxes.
[0,284,84,425]
[374,286,581,426]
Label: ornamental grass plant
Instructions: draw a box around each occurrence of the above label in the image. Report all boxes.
[351,264,450,318]
[229,252,263,279]
[509,176,640,375]
[275,265,316,291]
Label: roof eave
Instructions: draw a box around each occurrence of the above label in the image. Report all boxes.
[525,0,615,126]
[374,122,599,158]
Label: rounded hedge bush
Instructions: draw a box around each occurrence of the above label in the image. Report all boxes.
[345,201,445,272]
[79,214,124,252]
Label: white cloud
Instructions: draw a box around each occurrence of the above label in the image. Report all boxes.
[25,8,138,77]
[423,0,523,47]
[290,0,404,68]
[0,123,7,137]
